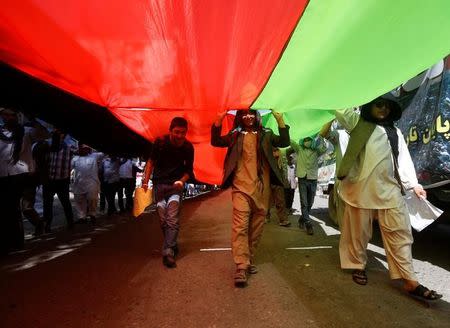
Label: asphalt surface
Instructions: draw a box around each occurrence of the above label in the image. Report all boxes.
[1,189,449,328]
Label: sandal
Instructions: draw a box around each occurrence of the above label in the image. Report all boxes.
[247,264,258,274]
[409,284,442,301]
[352,269,368,285]
[234,269,248,287]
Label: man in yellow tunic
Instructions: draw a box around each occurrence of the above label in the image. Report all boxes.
[211,109,290,287]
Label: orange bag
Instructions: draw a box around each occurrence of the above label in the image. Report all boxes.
[133,187,153,217]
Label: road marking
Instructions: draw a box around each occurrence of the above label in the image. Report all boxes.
[200,247,231,252]
[286,246,333,250]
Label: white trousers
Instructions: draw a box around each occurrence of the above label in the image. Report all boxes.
[74,191,98,218]
[339,202,417,281]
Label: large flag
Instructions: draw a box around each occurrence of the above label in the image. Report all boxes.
[1,0,450,184]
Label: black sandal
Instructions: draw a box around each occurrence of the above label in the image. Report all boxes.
[409,284,442,301]
[352,269,368,285]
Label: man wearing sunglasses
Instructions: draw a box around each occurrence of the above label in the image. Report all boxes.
[211,109,290,287]
[335,94,442,301]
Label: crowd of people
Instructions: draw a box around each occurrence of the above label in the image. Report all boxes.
[1,95,443,301]
[0,107,145,254]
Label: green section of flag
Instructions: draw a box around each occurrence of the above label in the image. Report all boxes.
[254,0,450,140]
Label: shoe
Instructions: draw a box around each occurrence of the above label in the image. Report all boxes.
[247,265,258,274]
[279,221,291,227]
[44,224,52,234]
[306,224,314,235]
[173,245,179,257]
[163,255,177,268]
[234,268,248,287]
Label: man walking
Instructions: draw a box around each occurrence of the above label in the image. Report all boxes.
[142,117,194,268]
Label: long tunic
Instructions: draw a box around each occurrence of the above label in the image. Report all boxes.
[232,133,270,211]
[335,108,419,209]
[71,153,103,195]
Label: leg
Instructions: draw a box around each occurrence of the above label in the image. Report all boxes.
[86,187,99,219]
[377,205,442,299]
[272,186,290,226]
[164,194,181,253]
[55,179,74,227]
[265,185,274,223]
[124,178,135,211]
[73,193,87,220]
[117,179,125,212]
[306,179,317,216]
[376,205,417,282]
[21,175,43,234]
[42,181,55,231]
[0,175,25,252]
[248,202,266,263]
[304,179,317,234]
[104,182,117,215]
[157,193,181,268]
[99,182,106,212]
[231,191,252,270]
[284,187,295,211]
[339,204,373,272]
[298,178,309,224]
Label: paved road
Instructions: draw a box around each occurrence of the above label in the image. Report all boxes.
[1,189,449,328]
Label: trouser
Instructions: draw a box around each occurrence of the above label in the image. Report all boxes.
[104,181,119,215]
[0,174,26,254]
[43,178,74,228]
[298,178,317,225]
[21,173,42,228]
[99,182,106,211]
[328,182,345,228]
[156,186,182,257]
[74,189,99,219]
[267,185,289,224]
[232,191,266,270]
[284,187,295,210]
[339,202,417,281]
[118,178,135,211]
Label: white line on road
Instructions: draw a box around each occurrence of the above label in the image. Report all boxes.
[286,246,333,250]
[200,248,232,252]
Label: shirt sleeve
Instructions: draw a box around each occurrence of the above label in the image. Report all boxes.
[335,108,359,133]
[290,139,300,153]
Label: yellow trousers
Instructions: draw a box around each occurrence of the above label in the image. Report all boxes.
[231,191,266,270]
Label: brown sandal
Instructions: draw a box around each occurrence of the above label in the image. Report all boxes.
[352,270,368,285]
[234,269,248,287]
[409,284,442,301]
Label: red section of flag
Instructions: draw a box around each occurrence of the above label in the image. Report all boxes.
[0,0,308,183]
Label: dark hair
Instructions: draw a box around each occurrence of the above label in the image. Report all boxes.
[169,117,188,130]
